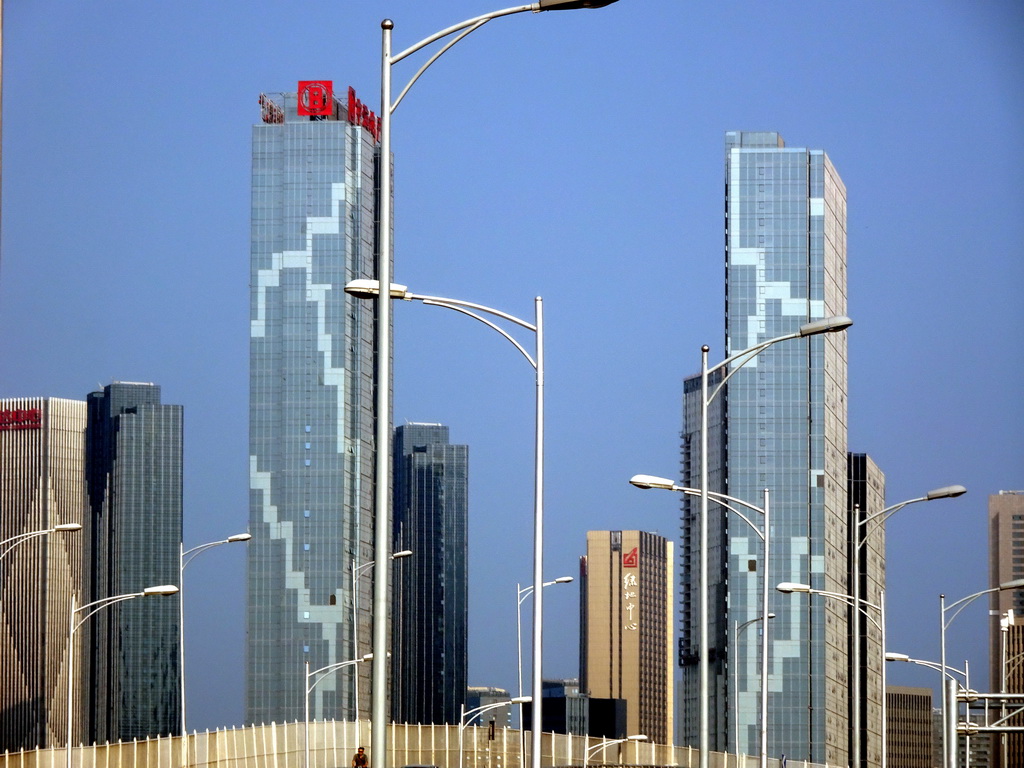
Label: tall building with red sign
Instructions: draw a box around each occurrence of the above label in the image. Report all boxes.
[247,83,388,725]
[0,397,88,752]
[580,530,674,744]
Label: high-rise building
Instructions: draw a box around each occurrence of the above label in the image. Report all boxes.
[680,132,850,763]
[886,686,934,768]
[390,423,468,725]
[990,491,1024,687]
[247,83,384,725]
[848,453,886,768]
[85,382,183,742]
[580,530,674,744]
[0,398,88,751]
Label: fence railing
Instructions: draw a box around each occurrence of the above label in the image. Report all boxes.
[1,721,831,768]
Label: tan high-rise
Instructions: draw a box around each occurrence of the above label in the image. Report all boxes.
[580,530,673,744]
[0,398,88,751]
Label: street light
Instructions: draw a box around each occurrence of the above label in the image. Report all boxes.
[938,578,1024,768]
[517,577,573,768]
[630,477,772,768]
[305,654,374,768]
[690,315,852,768]
[372,4,618,766]
[847,485,965,768]
[733,613,774,766]
[459,696,532,768]
[582,734,647,768]
[66,585,178,768]
[348,279,550,768]
[351,550,412,722]
[179,533,250,737]
[777,582,887,768]
[1,522,82,562]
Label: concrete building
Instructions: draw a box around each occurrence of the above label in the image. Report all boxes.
[680,132,851,763]
[990,491,1024,687]
[886,686,933,768]
[391,423,468,725]
[580,530,673,744]
[246,82,385,725]
[85,382,183,742]
[0,399,88,751]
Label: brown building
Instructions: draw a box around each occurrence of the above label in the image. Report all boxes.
[991,491,1024,688]
[0,398,88,751]
[887,686,933,768]
[579,530,673,745]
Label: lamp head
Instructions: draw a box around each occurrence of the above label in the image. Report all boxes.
[344,279,409,299]
[885,653,911,662]
[143,585,180,596]
[53,523,83,532]
[926,485,967,500]
[776,582,811,594]
[227,533,252,543]
[798,315,853,337]
[627,735,648,742]
[766,612,776,619]
[629,474,676,491]
[554,576,574,584]
[392,550,414,559]
[536,0,619,9]
[1000,578,1024,590]
[510,696,532,704]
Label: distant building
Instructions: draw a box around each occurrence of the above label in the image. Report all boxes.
[391,423,468,725]
[465,687,512,727]
[990,491,1024,687]
[246,83,384,725]
[580,530,673,744]
[887,686,933,768]
[993,612,1024,768]
[0,398,88,751]
[86,382,182,742]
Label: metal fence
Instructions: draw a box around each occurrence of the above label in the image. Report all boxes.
[1,722,831,768]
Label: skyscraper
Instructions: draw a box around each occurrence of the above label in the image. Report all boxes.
[86,382,183,742]
[580,530,674,745]
[247,83,384,725]
[679,132,850,763]
[390,423,468,725]
[990,491,1024,687]
[0,398,88,752]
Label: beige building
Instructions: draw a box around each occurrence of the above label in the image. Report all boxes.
[580,530,673,744]
[991,492,1024,683]
[886,686,933,768]
[0,398,88,751]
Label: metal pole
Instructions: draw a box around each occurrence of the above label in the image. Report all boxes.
[760,489,770,768]
[517,584,526,768]
[179,543,187,739]
[941,594,950,768]
[372,20,394,768]
[530,296,545,768]
[945,677,958,768]
[66,594,75,768]
[305,661,311,768]
[1001,617,1008,768]
[852,505,862,768]
[733,618,740,766]
[459,704,466,768]
[352,560,360,722]
[699,345,710,768]
[880,589,887,768]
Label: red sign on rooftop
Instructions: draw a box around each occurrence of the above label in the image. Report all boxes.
[297,81,333,116]
[0,408,42,431]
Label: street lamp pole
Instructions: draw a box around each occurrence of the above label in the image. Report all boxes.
[582,735,647,768]
[179,533,250,738]
[352,551,411,723]
[0,523,82,563]
[460,697,532,768]
[65,585,178,768]
[631,477,774,767]
[695,315,851,768]
[306,654,374,768]
[733,613,774,767]
[848,485,965,768]
[372,7,618,767]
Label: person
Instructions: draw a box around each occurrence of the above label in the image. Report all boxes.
[351,747,368,768]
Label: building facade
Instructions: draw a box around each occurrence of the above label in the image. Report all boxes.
[86,382,183,742]
[679,132,850,763]
[580,530,674,744]
[0,399,88,751]
[391,423,468,725]
[848,453,886,768]
[886,686,933,768]
[990,491,1024,688]
[247,83,384,725]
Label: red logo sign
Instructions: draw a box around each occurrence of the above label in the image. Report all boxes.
[348,87,381,143]
[623,547,638,568]
[297,81,333,116]
[0,408,42,431]
[259,93,284,124]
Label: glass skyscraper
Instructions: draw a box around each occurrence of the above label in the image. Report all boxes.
[86,381,183,742]
[390,423,468,725]
[247,86,383,725]
[680,132,850,764]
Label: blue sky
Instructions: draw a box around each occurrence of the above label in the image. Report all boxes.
[1,0,1021,731]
